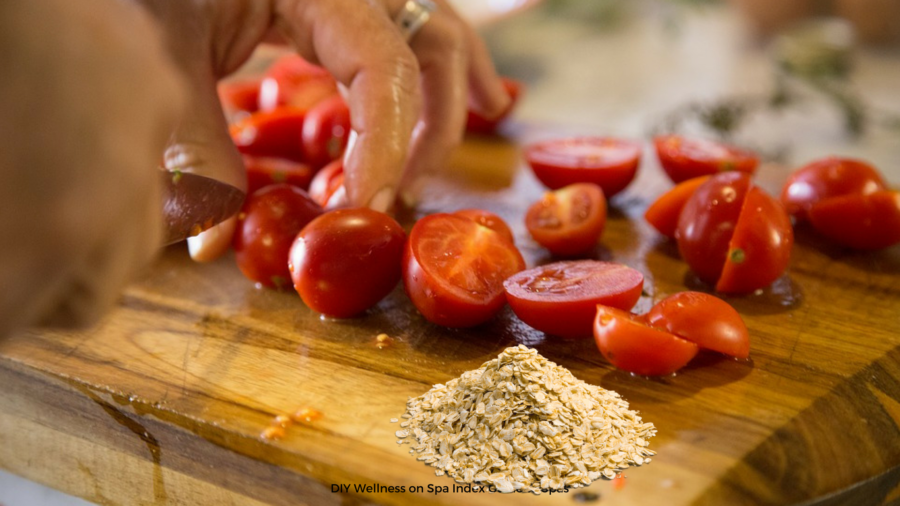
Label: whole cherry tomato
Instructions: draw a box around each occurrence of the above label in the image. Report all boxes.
[230,107,307,162]
[644,175,711,238]
[525,183,607,257]
[504,261,643,339]
[645,292,749,358]
[808,190,900,250]
[218,79,261,114]
[308,159,346,208]
[403,214,525,327]
[302,94,351,168]
[233,184,323,289]
[289,208,406,318]
[593,305,699,376]
[654,135,759,183]
[258,55,337,113]
[525,137,642,198]
[780,157,887,221]
[453,209,515,244]
[243,155,314,195]
[466,77,522,135]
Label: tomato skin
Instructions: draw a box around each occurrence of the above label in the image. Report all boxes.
[230,107,307,162]
[525,183,607,257]
[218,79,261,114]
[808,191,900,250]
[289,208,406,318]
[308,159,345,208]
[233,184,323,289]
[676,173,751,285]
[453,209,515,244]
[654,135,759,183]
[403,214,525,328]
[525,137,642,198]
[780,157,887,221]
[302,95,351,168]
[717,187,793,294]
[645,292,749,358]
[243,155,313,194]
[504,261,643,339]
[466,78,522,135]
[593,306,699,376]
[258,55,337,113]
[644,175,711,238]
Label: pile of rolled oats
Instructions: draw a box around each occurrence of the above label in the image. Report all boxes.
[394,345,656,494]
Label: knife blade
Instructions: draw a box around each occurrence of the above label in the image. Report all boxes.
[160,170,245,245]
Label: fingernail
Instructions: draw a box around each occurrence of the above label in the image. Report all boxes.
[368,187,395,213]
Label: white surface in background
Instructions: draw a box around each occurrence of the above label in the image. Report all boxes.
[0,470,95,506]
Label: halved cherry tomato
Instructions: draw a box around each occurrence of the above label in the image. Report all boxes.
[655,135,759,183]
[808,190,900,250]
[230,107,306,162]
[403,214,525,327]
[525,137,642,198]
[218,79,261,114]
[453,209,515,244]
[290,208,405,317]
[644,292,749,358]
[243,155,314,194]
[258,55,337,113]
[302,95,351,168]
[644,175,711,238]
[233,184,323,289]
[504,261,643,339]
[593,306,699,376]
[466,77,522,135]
[780,157,886,221]
[525,183,607,257]
[308,159,345,208]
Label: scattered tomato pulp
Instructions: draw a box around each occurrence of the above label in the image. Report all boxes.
[230,107,307,162]
[243,155,313,195]
[308,159,345,208]
[780,157,886,221]
[644,292,749,358]
[289,208,406,318]
[403,214,525,327]
[258,55,337,113]
[453,209,515,244]
[466,77,522,135]
[302,95,351,168]
[233,184,323,289]
[525,183,607,257]
[525,137,642,198]
[808,191,900,250]
[504,261,643,339]
[644,175,711,238]
[654,135,759,184]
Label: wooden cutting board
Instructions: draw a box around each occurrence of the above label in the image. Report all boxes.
[1,134,899,506]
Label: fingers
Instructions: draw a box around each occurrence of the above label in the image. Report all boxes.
[462,21,511,118]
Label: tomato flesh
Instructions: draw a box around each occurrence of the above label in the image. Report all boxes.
[466,77,522,135]
[302,95,351,168]
[504,261,643,339]
[403,214,525,327]
[230,107,307,162]
[453,209,515,244]
[525,183,607,257]
[808,191,900,250]
[655,135,759,183]
[243,155,313,195]
[644,175,711,238]
[593,306,699,376]
[781,157,886,221]
[308,159,345,208]
[645,292,749,358]
[525,137,642,198]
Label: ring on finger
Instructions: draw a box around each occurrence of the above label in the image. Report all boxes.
[394,0,437,42]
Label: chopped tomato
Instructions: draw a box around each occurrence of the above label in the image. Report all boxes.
[453,209,515,244]
[466,77,522,135]
[593,306,699,376]
[808,190,900,250]
[308,159,345,208]
[654,135,759,183]
[644,292,749,358]
[780,157,887,221]
[302,94,351,168]
[230,107,306,162]
[525,183,607,257]
[258,55,337,112]
[243,155,314,194]
[525,137,642,198]
[644,175,711,238]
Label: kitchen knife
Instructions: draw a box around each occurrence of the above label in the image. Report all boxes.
[160,170,245,245]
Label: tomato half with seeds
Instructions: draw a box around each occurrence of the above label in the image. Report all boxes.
[243,155,313,194]
[593,306,699,376]
[644,175,711,238]
[808,191,900,250]
[504,261,643,339]
[308,159,345,208]
[466,77,522,135]
[302,94,351,168]
[525,183,607,257]
[403,214,525,327]
[655,135,759,183]
[525,137,642,198]
[780,157,887,221]
[644,292,749,358]
[230,107,306,162]
[453,209,515,244]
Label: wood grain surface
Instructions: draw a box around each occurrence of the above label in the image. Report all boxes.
[1,131,899,506]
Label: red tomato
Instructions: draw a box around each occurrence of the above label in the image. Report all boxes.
[780,157,887,221]
[230,107,306,162]
[453,209,515,244]
[593,306,699,376]
[466,78,522,135]
[644,175,711,238]
[289,208,406,318]
[403,214,525,327]
[233,184,323,289]
[654,135,759,183]
[525,183,607,257]
[717,187,793,294]
[644,292,749,358]
[808,190,900,250]
[525,137,642,198]
[258,55,337,112]
[302,95,351,168]
[504,261,643,339]
[243,155,313,194]
[308,159,345,208]
[218,79,261,114]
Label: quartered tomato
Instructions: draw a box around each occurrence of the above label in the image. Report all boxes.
[593,306,699,376]
[302,94,351,168]
[230,107,306,162]
[780,157,887,221]
[808,190,900,250]
[453,209,515,244]
[243,155,314,194]
[645,292,749,358]
[290,208,405,317]
[233,184,323,289]
[504,261,643,339]
[644,175,711,238]
[258,55,337,113]
[218,79,261,114]
[525,183,607,257]
[466,77,522,135]
[403,214,525,327]
[308,159,345,208]
[654,135,759,183]
[525,137,642,198]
